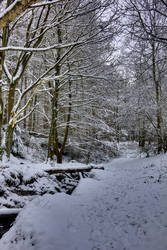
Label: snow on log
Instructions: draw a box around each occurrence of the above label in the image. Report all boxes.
[45,165,104,175]
[89,165,105,170]
[0,209,21,239]
[0,208,21,220]
[29,131,48,138]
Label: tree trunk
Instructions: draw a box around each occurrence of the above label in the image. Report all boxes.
[47,23,61,163]
[7,82,17,122]
[0,0,43,29]
[0,54,4,160]
[5,124,14,159]
[5,81,17,159]
[152,42,162,153]
[60,80,72,155]
[47,122,54,161]
[0,22,10,160]
[23,77,27,129]
[56,151,62,164]
[138,120,146,148]
[47,25,72,164]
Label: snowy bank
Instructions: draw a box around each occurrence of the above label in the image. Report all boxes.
[0,192,96,250]
[0,157,91,208]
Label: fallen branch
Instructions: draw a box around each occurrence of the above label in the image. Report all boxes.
[0,209,21,239]
[29,131,48,138]
[45,165,104,175]
[0,208,21,219]
[0,208,20,227]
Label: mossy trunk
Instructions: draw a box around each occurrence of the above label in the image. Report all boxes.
[7,83,16,122]
[0,23,10,160]
[5,124,14,159]
[0,54,3,160]
[5,81,17,159]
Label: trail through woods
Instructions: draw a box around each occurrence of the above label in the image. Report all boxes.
[81,156,167,250]
[1,143,167,250]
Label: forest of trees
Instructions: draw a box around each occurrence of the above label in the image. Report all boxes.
[0,0,167,163]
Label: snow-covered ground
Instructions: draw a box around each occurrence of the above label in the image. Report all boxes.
[0,146,167,250]
[117,141,141,158]
[0,157,87,208]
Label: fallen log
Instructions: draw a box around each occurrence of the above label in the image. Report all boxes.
[29,131,48,138]
[89,165,105,170]
[45,167,92,174]
[45,165,104,175]
[0,208,21,238]
[0,208,21,221]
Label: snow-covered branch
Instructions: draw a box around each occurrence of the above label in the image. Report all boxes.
[68,73,111,82]
[3,61,12,81]
[40,70,69,82]
[0,41,84,52]
[19,45,75,102]
[15,105,38,126]
[30,0,61,8]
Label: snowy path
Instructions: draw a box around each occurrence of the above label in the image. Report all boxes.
[77,157,167,250]
[1,153,167,250]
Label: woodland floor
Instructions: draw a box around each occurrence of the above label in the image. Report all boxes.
[0,142,167,250]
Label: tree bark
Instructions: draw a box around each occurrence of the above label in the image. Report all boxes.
[48,23,62,163]
[5,124,14,159]
[7,82,17,122]
[138,120,146,148]
[0,53,4,160]
[5,80,17,159]
[152,42,162,153]
[0,0,43,29]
